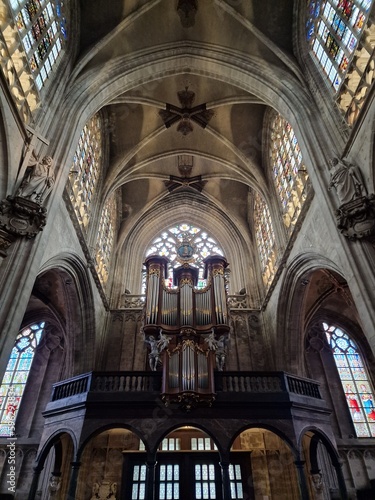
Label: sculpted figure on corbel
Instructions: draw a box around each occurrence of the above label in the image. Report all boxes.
[0,149,55,256]
[16,149,55,204]
[328,156,375,242]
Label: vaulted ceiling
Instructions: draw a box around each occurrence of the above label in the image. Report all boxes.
[71,0,301,289]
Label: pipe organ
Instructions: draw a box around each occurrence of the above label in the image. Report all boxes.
[143,253,230,409]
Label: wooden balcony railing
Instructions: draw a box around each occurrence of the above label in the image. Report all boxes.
[50,371,321,402]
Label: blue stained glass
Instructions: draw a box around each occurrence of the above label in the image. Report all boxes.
[0,323,44,436]
[324,322,375,436]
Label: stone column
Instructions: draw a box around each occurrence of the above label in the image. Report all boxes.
[27,465,43,500]
[219,460,232,500]
[145,459,156,500]
[333,459,349,500]
[66,461,81,500]
[294,460,310,500]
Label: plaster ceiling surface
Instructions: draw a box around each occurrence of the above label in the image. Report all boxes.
[74,0,297,248]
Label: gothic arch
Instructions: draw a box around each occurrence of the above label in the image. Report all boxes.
[45,47,334,211]
[275,252,345,373]
[116,191,257,299]
[36,253,96,374]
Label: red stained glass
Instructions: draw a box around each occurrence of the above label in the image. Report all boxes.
[324,322,375,437]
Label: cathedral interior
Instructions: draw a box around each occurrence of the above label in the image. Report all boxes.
[1,0,375,499]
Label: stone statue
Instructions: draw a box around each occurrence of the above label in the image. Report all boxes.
[16,150,55,204]
[48,474,61,496]
[329,157,367,204]
[204,331,228,371]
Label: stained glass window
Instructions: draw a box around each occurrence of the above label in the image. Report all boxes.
[68,114,103,231]
[306,0,375,124]
[144,223,224,291]
[4,1,67,92]
[95,194,117,287]
[0,322,44,436]
[254,192,277,289]
[324,322,375,437]
[269,114,309,233]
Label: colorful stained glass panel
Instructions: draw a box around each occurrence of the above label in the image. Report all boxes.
[0,322,44,436]
[144,224,224,293]
[324,322,375,437]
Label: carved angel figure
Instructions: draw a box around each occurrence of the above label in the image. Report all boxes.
[204,331,228,371]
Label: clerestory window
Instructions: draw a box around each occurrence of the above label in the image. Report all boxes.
[269,113,309,234]
[254,192,277,289]
[306,0,375,124]
[68,113,103,232]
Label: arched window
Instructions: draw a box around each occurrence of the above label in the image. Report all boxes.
[0,322,44,436]
[306,0,375,124]
[269,114,309,233]
[68,113,103,232]
[95,194,117,287]
[144,223,224,291]
[254,192,277,289]
[323,322,375,437]
[1,1,67,120]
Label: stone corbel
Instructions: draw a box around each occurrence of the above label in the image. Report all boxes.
[0,195,47,256]
[335,194,375,242]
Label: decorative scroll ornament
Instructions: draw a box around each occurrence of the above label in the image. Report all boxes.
[328,157,375,241]
[0,196,47,257]
[90,481,117,500]
[336,194,375,242]
[159,87,214,136]
[176,236,196,265]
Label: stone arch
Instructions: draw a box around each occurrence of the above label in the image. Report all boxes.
[116,191,256,298]
[231,426,301,500]
[45,47,334,225]
[36,253,96,375]
[299,428,348,499]
[275,252,347,373]
[76,426,143,500]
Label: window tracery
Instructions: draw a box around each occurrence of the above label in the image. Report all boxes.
[144,223,224,291]
[95,194,117,287]
[68,113,103,232]
[306,0,375,124]
[254,192,277,289]
[0,322,44,436]
[0,0,67,120]
[323,322,375,437]
[269,114,309,233]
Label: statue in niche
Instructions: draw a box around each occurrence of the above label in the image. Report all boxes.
[329,157,367,205]
[16,150,55,204]
[144,330,172,371]
[205,331,228,371]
